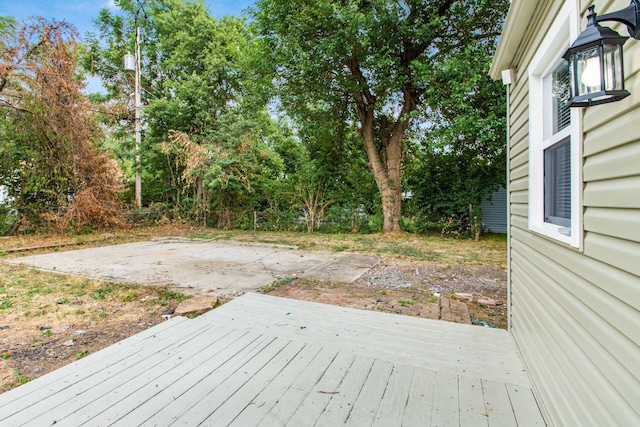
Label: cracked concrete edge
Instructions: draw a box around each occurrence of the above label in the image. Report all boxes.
[150,237,298,250]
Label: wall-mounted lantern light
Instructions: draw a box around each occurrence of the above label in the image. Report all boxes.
[563,1,640,107]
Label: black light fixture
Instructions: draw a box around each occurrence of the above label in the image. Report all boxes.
[563,1,640,107]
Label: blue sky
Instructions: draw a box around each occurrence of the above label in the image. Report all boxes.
[2,0,256,38]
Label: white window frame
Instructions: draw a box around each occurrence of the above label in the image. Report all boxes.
[528,1,582,249]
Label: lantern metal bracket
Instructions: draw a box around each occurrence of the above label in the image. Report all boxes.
[595,0,640,39]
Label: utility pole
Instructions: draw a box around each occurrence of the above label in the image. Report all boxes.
[134,18,142,209]
[123,1,146,209]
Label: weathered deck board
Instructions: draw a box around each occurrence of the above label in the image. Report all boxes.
[253,348,345,426]
[77,330,265,426]
[227,344,327,426]
[317,355,378,426]
[402,367,437,426]
[458,375,489,427]
[0,293,546,426]
[345,359,395,425]
[285,351,357,426]
[212,293,529,385]
[371,363,414,426]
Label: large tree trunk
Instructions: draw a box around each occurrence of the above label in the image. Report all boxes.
[359,108,404,234]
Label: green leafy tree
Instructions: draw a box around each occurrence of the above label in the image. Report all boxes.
[0,16,15,38]
[293,105,378,232]
[160,112,284,228]
[253,0,508,233]
[85,0,285,221]
[408,26,506,238]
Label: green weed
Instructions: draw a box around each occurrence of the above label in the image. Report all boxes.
[90,285,115,300]
[117,290,138,302]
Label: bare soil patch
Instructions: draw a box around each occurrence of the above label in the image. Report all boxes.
[1,313,160,388]
[0,265,188,393]
[263,257,507,327]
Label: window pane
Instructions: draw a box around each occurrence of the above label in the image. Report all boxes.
[552,62,571,133]
[545,138,571,227]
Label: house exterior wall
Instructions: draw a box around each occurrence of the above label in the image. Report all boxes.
[481,187,507,233]
[492,1,640,425]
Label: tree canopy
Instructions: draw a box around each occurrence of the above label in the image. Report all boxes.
[252,0,509,233]
[0,1,509,236]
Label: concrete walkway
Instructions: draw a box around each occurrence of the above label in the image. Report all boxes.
[7,239,380,297]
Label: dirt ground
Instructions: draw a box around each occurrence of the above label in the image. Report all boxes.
[0,230,507,393]
[0,281,187,393]
[263,257,507,327]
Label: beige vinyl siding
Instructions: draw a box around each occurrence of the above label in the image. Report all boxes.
[584,207,640,242]
[503,0,640,425]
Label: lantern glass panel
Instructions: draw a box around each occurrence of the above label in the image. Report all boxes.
[573,47,601,96]
[602,44,624,91]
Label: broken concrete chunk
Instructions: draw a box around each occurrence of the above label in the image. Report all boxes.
[454,293,473,301]
[174,295,219,317]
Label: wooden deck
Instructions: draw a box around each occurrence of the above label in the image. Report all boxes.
[0,293,546,426]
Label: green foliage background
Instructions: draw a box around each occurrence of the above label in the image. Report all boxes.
[1,0,509,236]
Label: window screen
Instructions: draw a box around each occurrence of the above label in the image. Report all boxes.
[544,138,571,227]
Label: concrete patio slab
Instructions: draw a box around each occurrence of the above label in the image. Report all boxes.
[6,238,380,297]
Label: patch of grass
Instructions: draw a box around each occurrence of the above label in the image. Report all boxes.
[117,289,139,303]
[1,371,32,392]
[90,311,108,321]
[260,277,320,294]
[75,350,88,359]
[26,285,54,297]
[90,285,115,300]
[149,287,191,308]
[187,229,507,269]
[0,261,196,334]
[14,372,31,385]
[156,288,186,300]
